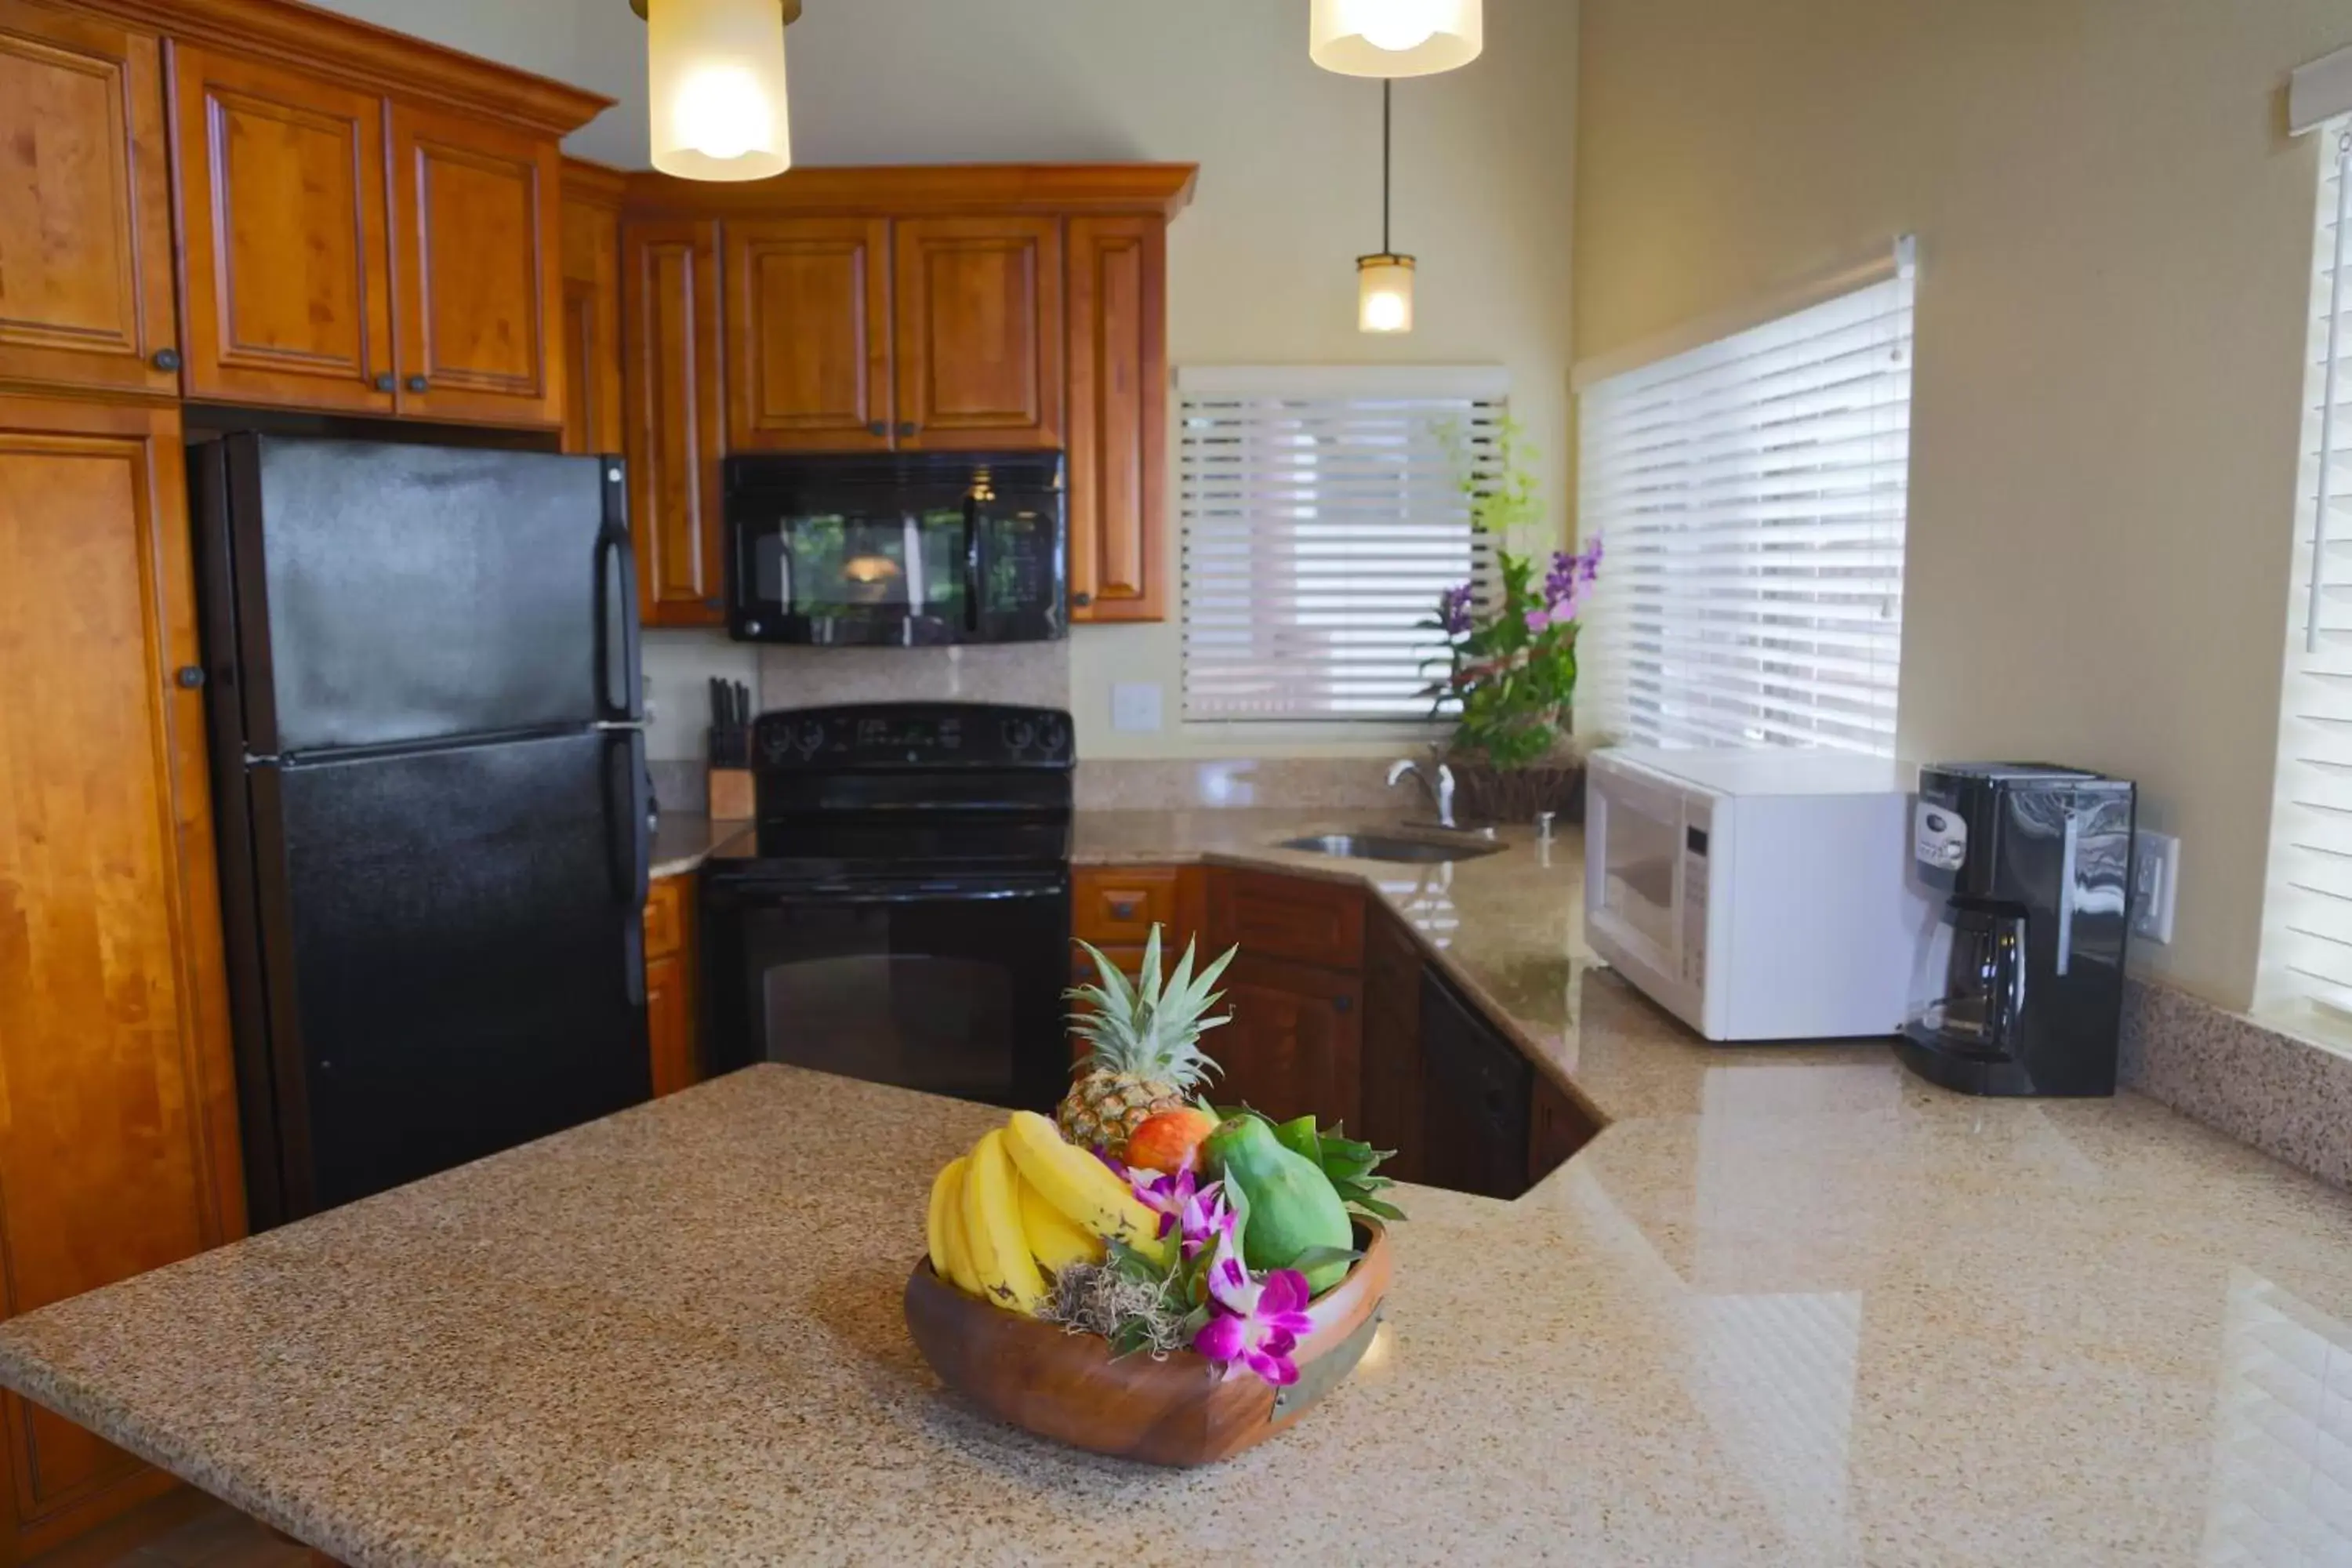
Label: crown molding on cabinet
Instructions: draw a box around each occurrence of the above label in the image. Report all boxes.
[621,162,1200,220]
[74,0,614,135]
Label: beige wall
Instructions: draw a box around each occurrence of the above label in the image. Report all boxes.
[308,0,1581,762]
[1575,0,2350,1008]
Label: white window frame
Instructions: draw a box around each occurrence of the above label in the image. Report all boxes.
[1578,240,1917,757]
[1176,365,1506,730]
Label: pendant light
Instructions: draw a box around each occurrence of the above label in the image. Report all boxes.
[1311,0,1482,78]
[1357,81,1413,334]
[633,0,797,182]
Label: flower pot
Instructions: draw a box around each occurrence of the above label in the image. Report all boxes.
[1445,757,1585,825]
[902,1221,1391,1466]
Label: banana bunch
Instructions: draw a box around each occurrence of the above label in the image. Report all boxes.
[925,1110,1172,1316]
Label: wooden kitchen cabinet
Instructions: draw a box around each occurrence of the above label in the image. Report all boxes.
[1359,906,1425,1177]
[643,875,699,1097]
[725,216,894,452]
[1208,869,1365,973]
[622,219,727,627]
[1215,954,1364,1131]
[0,396,245,1559]
[1528,1071,1601,1187]
[169,44,396,416]
[559,161,627,456]
[891,214,1062,452]
[1065,214,1168,621]
[387,100,564,428]
[0,1,180,399]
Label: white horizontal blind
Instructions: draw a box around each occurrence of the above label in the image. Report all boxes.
[2262,128,2352,1023]
[1180,368,1502,721]
[1580,250,1915,755]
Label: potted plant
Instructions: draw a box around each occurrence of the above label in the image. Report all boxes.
[1420,417,1602,824]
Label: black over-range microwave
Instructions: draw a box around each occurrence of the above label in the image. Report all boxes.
[724,452,1068,645]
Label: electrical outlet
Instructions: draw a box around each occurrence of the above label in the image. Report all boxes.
[1111,681,1163,733]
[2131,829,2180,946]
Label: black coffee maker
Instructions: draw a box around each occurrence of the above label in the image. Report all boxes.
[1895,763,2136,1097]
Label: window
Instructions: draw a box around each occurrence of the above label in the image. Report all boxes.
[1178,367,1502,723]
[1579,246,1917,755]
[2260,126,2352,1023]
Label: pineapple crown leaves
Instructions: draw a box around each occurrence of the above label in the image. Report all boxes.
[1063,925,1237,1083]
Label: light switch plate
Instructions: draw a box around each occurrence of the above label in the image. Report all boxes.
[1111,681,1163,732]
[2131,829,2180,946]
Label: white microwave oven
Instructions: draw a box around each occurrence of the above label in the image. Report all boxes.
[1584,746,1937,1041]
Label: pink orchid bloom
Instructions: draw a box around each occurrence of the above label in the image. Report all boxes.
[1128,1166,1199,1242]
[1176,1180,1237,1260]
[1523,605,1552,634]
[1192,1233,1315,1387]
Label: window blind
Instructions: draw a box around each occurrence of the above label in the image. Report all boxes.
[2262,129,2352,1022]
[1579,248,1916,755]
[1178,368,1503,722]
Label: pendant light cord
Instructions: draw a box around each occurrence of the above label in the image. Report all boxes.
[1381,79,1393,255]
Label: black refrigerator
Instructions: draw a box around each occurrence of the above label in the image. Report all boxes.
[195,434,653,1229]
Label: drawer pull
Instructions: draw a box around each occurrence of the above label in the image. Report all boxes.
[1109,898,1140,920]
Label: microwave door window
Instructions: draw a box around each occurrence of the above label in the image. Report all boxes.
[1602,796,1679,952]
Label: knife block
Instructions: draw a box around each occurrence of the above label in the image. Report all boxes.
[706,767,753,822]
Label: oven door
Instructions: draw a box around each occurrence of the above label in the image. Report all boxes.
[701,867,1071,1110]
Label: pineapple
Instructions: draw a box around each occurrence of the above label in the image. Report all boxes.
[1058,924,1236,1156]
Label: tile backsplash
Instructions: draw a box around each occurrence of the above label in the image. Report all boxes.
[756,643,1071,713]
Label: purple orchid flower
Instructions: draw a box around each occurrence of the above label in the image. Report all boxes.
[1437,582,1475,636]
[1523,604,1553,634]
[1192,1233,1315,1387]
[1177,1180,1237,1260]
[1129,1166,1199,1242]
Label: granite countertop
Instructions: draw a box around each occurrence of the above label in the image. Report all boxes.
[3,815,2351,1564]
[648,814,751,880]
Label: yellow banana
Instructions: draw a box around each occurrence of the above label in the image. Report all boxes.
[1002,1110,1173,1265]
[961,1129,1047,1316]
[940,1162,984,1298]
[1018,1170,1106,1274]
[926,1156,965,1285]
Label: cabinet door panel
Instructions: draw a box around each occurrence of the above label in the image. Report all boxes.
[171,46,393,413]
[390,102,561,427]
[893,215,1061,451]
[0,3,177,397]
[559,188,622,456]
[0,398,240,1533]
[622,220,725,626]
[726,216,891,452]
[1066,215,1166,620]
[1218,955,1363,1129]
[1360,909,1425,1178]
[1208,869,1364,972]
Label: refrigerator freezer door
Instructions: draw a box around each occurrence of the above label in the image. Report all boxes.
[247,729,651,1218]
[221,436,639,755]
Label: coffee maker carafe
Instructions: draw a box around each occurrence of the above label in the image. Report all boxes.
[1896,764,2136,1097]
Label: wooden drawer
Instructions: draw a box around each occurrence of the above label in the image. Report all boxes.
[1074,866,1183,946]
[644,874,689,960]
[1207,869,1363,973]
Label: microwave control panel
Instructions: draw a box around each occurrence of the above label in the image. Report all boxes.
[1680,795,1714,993]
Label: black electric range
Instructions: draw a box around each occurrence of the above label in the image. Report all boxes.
[699,702,1073,1110]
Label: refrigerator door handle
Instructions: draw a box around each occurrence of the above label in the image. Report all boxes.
[596,465,643,724]
[607,730,651,1007]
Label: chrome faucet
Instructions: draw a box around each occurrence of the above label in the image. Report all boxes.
[1388,757,1458,829]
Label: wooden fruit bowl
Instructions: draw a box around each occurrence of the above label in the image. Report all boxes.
[903,1221,1391,1467]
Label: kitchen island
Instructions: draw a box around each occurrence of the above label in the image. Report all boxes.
[3,819,2350,1565]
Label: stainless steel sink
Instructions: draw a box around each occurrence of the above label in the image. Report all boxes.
[1274,832,1504,864]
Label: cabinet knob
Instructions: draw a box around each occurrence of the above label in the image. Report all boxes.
[151,348,182,372]
[897,421,919,437]
[1071,591,1093,609]
[867,421,888,437]
[1334,994,1353,1014]
[373,373,395,393]
[1109,899,1139,920]
[174,665,205,690]
[405,376,430,394]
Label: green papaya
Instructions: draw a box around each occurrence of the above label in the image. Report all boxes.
[1205,1116,1354,1294]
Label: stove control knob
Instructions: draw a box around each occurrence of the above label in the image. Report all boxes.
[1002,717,1036,753]
[760,730,794,765]
[797,721,827,756]
[1041,717,1069,756]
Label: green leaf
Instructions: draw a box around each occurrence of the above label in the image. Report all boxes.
[1273,1114,1321,1164]
[1285,1244,1364,1277]
[1350,1195,1409,1222]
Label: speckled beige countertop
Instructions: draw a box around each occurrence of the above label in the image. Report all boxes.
[4,813,2352,1565]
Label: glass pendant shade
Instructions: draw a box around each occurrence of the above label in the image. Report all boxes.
[646,0,792,182]
[1358,254,1415,334]
[1310,0,1483,78]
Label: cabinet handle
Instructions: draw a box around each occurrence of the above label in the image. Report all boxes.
[1109,899,1139,920]
[897,421,919,437]
[405,376,430,394]
[1334,995,1353,1014]
[1072,591,1094,608]
[151,348,182,372]
[174,665,205,689]
[867,421,888,437]
[373,373,395,393]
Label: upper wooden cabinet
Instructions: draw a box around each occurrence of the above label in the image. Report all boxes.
[560,161,626,456]
[0,2,179,399]
[623,218,726,626]
[169,44,396,416]
[1066,214,1167,619]
[892,215,1062,452]
[388,100,564,427]
[724,216,892,452]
